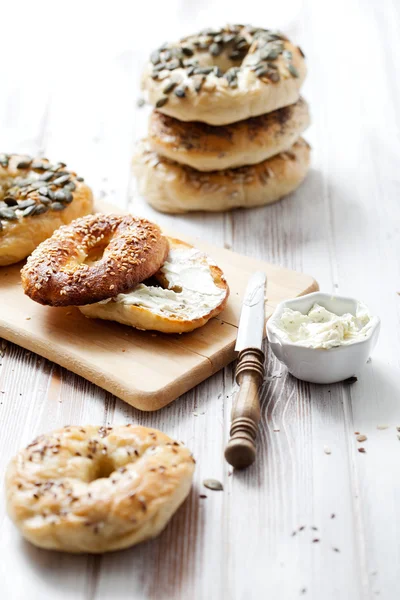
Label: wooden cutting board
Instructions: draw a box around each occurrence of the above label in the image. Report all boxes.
[0,205,318,411]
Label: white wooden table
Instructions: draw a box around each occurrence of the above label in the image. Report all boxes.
[1,1,399,598]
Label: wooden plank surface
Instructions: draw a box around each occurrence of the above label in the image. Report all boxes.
[1,0,400,599]
[0,228,317,410]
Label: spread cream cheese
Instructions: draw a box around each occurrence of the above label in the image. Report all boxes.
[277,302,376,349]
[112,246,226,321]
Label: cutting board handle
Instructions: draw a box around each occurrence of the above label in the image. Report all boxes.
[224,348,265,469]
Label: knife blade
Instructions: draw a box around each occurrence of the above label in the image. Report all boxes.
[235,271,267,352]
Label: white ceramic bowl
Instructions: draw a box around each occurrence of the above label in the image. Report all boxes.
[266,292,380,384]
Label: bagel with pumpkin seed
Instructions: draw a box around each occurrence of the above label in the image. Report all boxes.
[142,25,306,125]
[148,97,310,171]
[0,154,93,266]
[132,138,310,213]
[79,237,230,333]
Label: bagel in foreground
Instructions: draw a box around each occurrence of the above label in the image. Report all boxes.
[6,425,195,553]
[21,213,169,306]
[148,98,310,171]
[133,138,310,213]
[0,154,93,266]
[79,238,230,333]
[142,25,306,125]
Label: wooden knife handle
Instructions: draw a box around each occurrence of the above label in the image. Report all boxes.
[224,347,265,469]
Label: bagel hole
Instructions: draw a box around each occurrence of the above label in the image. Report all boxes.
[194,43,244,74]
[90,456,116,480]
[84,243,108,266]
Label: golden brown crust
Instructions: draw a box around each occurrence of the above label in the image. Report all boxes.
[0,154,93,266]
[142,25,306,125]
[21,214,169,306]
[6,425,195,553]
[133,138,311,213]
[79,237,230,333]
[148,98,310,171]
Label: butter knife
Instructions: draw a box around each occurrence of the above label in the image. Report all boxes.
[224,271,267,469]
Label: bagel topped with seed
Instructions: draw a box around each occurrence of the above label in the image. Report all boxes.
[148,97,310,171]
[79,237,230,333]
[21,213,169,306]
[0,153,93,266]
[142,24,306,125]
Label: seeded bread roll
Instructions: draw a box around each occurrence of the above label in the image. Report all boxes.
[6,425,195,553]
[148,98,310,172]
[132,138,310,214]
[79,238,230,333]
[21,213,169,306]
[142,25,306,125]
[0,154,93,266]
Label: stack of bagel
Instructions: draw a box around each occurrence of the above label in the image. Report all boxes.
[134,24,310,214]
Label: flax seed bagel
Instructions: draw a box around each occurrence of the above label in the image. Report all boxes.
[6,425,195,553]
[0,154,93,266]
[21,213,169,306]
[133,138,310,213]
[148,97,310,172]
[79,238,229,333]
[143,25,306,125]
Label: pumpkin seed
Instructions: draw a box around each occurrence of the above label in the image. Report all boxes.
[17,199,36,210]
[150,50,160,65]
[52,174,70,186]
[155,96,168,108]
[163,80,177,94]
[209,42,222,56]
[54,190,73,203]
[174,86,186,98]
[39,172,53,181]
[50,202,66,211]
[0,154,9,168]
[32,204,48,215]
[0,207,17,220]
[38,195,51,205]
[203,479,223,491]
[288,63,299,77]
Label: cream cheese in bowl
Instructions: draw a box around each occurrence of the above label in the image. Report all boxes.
[267,293,380,384]
[277,302,375,349]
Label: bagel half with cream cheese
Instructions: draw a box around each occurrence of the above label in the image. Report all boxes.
[142,25,306,125]
[79,238,229,333]
[132,138,310,213]
[148,97,310,171]
[0,154,93,266]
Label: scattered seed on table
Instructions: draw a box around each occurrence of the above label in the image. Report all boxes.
[377,425,389,430]
[356,434,367,442]
[333,547,340,553]
[324,445,332,455]
[358,447,366,453]
[312,538,320,543]
[203,479,223,491]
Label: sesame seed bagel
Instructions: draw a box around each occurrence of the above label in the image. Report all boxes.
[21,213,169,306]
[142,25,306,125]
[5,425,195,553]
[132,138,310,214]
[0,154,93,266]
[79,237,230,333]
[148,97,310,172]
